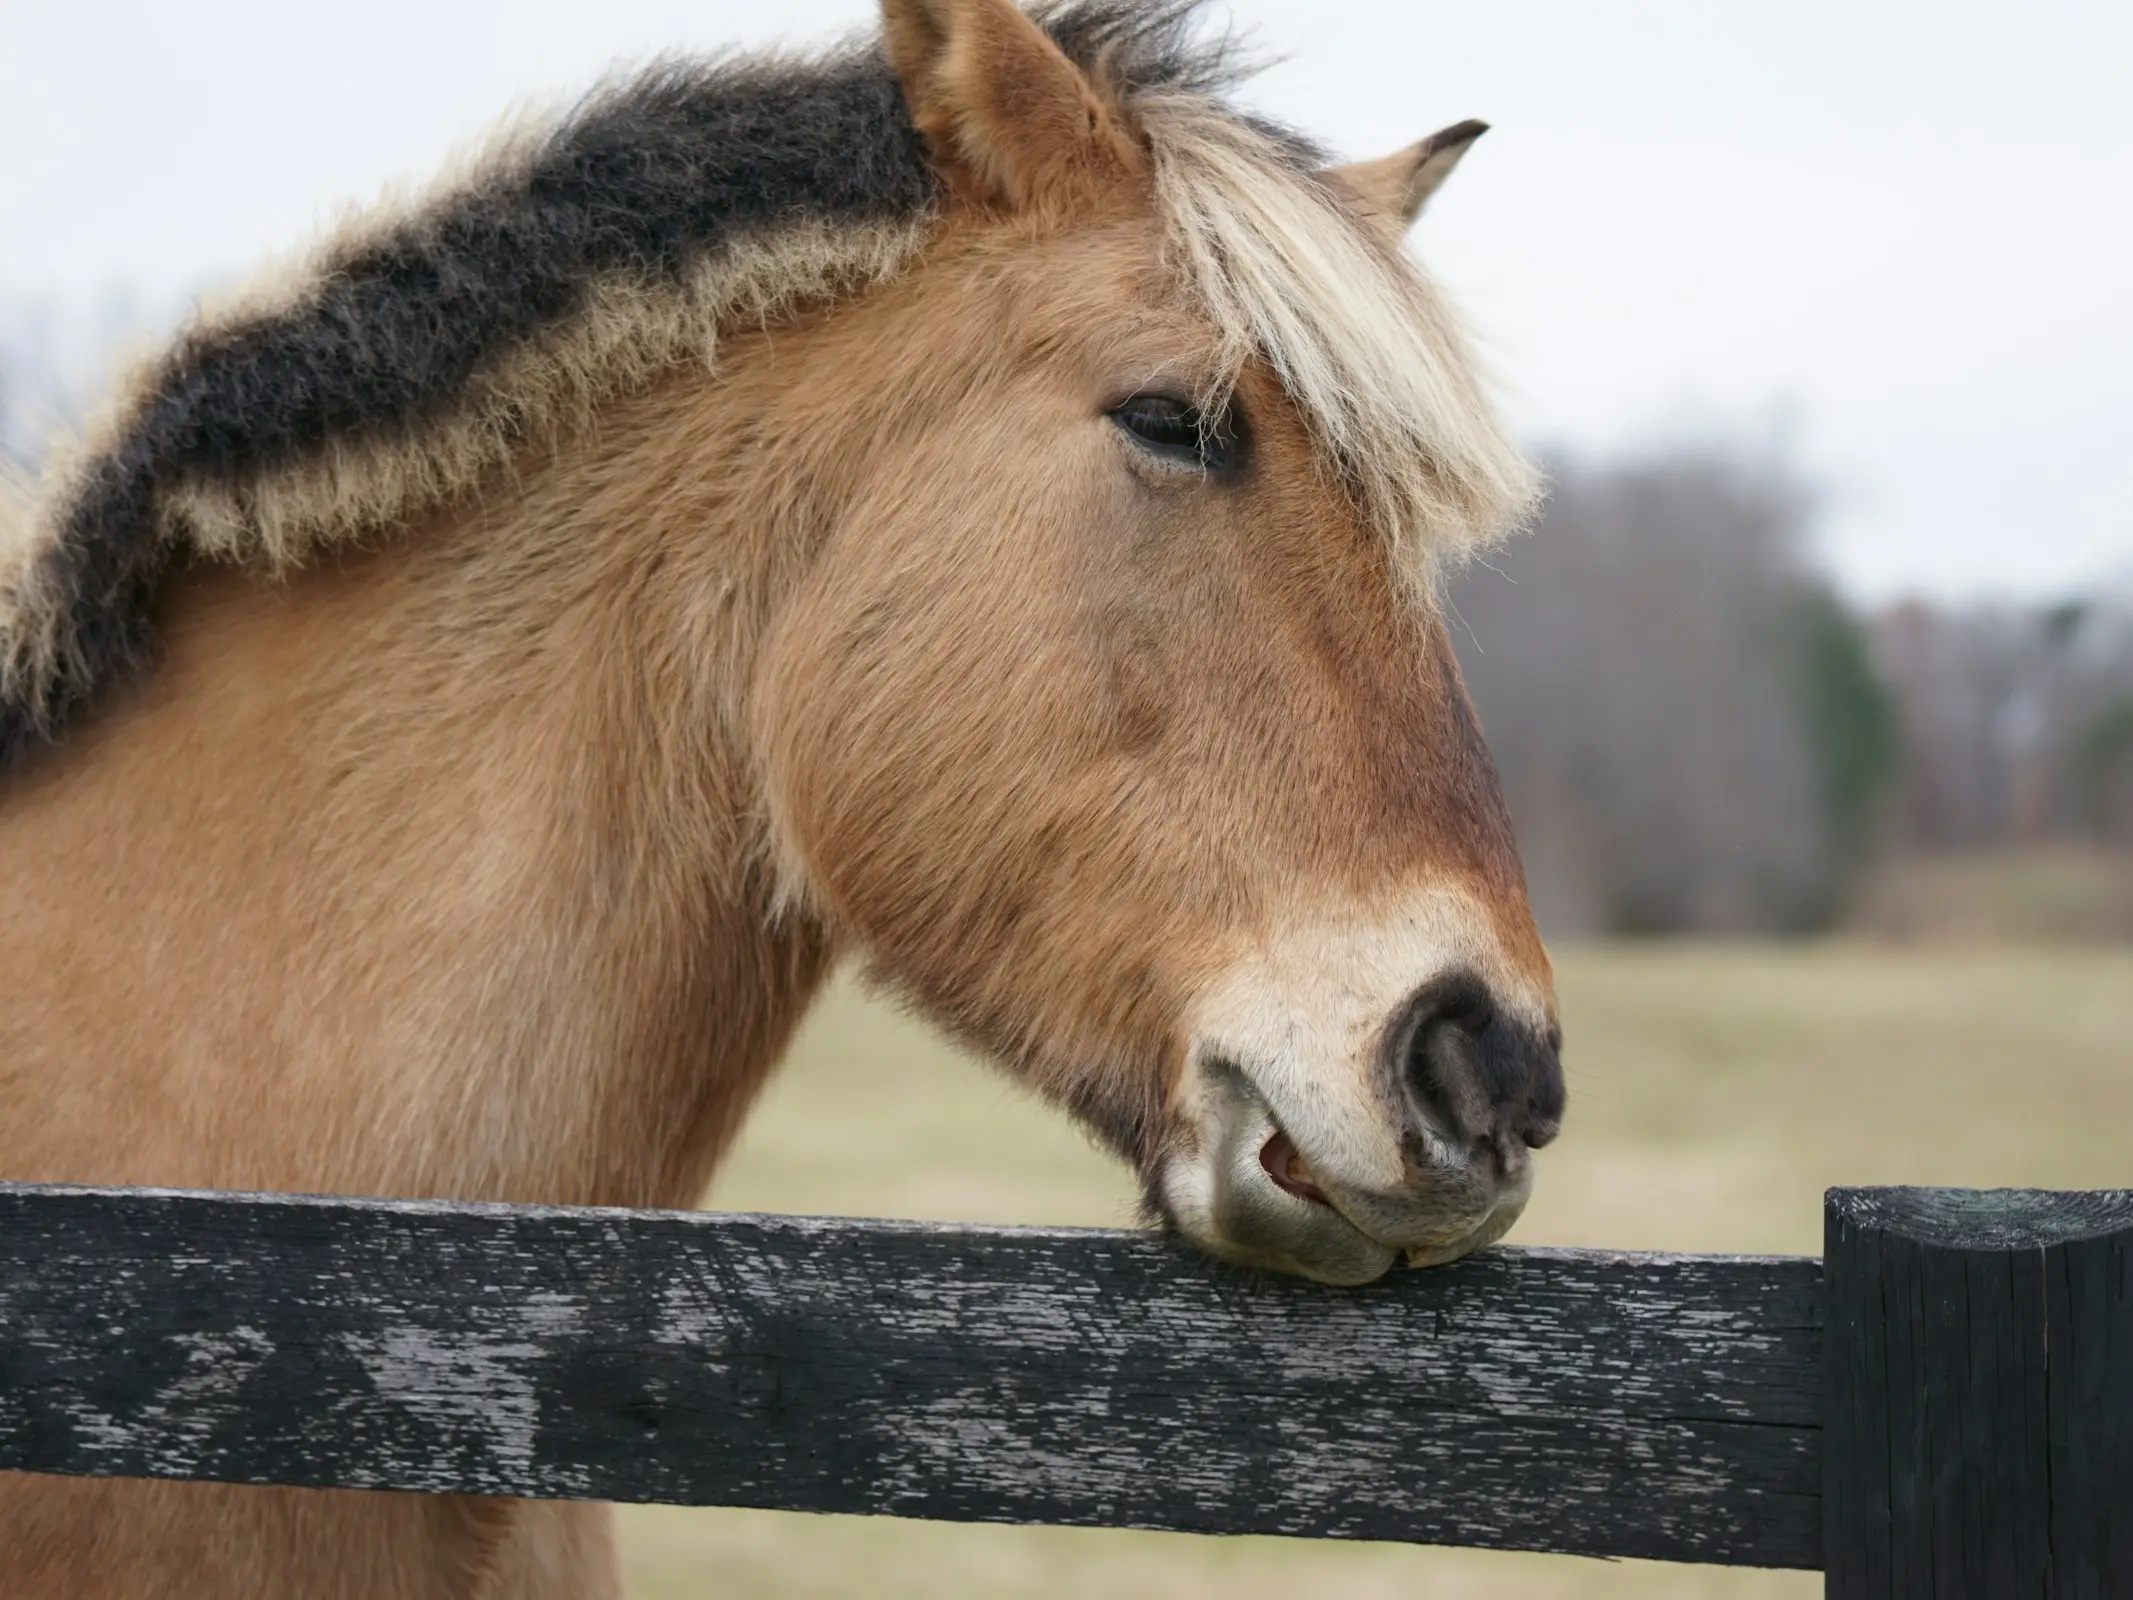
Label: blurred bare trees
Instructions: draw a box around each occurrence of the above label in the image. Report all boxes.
[0,293,172,474]
[1876,596,2133,849]
[0,333,36,472]
[1453,442,2132,936]
[1450,445,1895,935]
[0,306,67,473]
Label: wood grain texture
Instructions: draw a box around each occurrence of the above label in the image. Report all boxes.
[1824,1187,2133,1600]
[0,1182,1821,1568]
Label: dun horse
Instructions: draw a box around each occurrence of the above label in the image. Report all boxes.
[0,0,1564,1592]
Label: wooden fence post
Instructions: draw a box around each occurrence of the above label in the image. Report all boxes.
[1823,1186,2133,1599]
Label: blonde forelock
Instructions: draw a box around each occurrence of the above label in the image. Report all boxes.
[1140,98,1538,597]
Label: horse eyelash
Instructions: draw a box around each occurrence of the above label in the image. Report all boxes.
[1109,393,1244,473]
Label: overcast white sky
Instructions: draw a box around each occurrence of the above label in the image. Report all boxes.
[2,0,2128,600]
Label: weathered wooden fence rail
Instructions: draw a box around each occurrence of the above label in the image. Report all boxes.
[1,1182,2127,1593]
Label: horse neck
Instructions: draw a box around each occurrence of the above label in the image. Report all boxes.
[4,332,854,1209]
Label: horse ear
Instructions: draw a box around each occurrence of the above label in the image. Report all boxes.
[1329,120,1490,236]
[882,0,1130,211]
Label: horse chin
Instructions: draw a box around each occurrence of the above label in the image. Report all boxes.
[1394,1181,1531,1268]
[1176,1149,1404,1286]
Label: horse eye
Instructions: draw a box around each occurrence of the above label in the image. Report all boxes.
[1109,394,1243,474]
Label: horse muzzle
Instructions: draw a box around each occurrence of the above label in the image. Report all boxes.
[1155,970,1563,1286]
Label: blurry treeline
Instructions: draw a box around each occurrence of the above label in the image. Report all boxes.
[0,318,54,472]
[5,309,2130,937]
[1,309,68,470]
[0,293,172,473]
[1874,598,2133,850]
[1452,444,2133,936]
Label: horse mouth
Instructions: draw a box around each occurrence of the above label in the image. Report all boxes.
[1255,1120,1518,1267]
[1258,1128,1333,1207]
[1156,1048,1540,1285]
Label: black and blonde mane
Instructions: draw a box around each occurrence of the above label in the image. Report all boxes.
[0,0,1533,771]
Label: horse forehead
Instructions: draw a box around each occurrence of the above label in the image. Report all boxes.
[946,214,1212,348]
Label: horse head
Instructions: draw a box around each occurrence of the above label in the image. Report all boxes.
[750,0,1562,1283]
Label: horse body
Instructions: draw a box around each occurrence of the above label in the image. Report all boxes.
[1,1,1565,1591]
[0,341,841,1600]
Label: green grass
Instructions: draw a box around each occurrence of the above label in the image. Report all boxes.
[624,941,2133,1599]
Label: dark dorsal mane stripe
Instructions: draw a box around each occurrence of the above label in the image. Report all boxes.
[2,0,1229,772]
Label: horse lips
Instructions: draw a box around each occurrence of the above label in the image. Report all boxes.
[1259,1128,1333,1207]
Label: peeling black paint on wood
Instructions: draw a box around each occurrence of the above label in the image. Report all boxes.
[0,1183,1820,1567]
[1823,1186,2133,1599]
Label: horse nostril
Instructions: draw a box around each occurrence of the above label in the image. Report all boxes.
[1389,973,1561,1153]
[1394,975,1498,1146]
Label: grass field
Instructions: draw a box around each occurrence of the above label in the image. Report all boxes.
[623,942,2133,1599]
